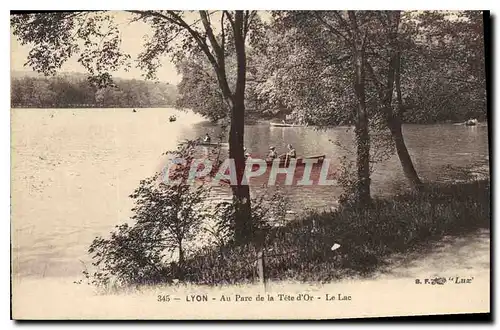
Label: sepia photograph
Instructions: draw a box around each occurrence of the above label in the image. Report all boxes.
[9,9,491,320]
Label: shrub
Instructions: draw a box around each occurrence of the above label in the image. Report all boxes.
[182,180,490,284]
[84,141,211,287]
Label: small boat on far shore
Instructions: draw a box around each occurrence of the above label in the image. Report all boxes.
[465,119,479,126]
[270,122,306,128]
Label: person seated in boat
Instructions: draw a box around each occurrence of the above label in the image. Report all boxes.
[203,133,211,143]
[286,144,297,159]
[244,147,251,161]
[267,146,278,161]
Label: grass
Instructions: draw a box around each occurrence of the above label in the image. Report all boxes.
[182,179,490,285]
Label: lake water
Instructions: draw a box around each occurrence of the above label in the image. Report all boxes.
[10,108,490,279]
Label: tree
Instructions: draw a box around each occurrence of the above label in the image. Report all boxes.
[401,11,487,123]
[11,10,262,242]
[363,11,423,189]
[363,11,486,188]
[267,11,373,205]
[87,142,209,285]
[176,48,268,122]
[175,51,229,122]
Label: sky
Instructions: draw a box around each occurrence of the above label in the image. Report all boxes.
[10,11,183,85]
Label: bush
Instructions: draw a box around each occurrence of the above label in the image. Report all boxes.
[80,141,291,289]
[181,180,490,284]
[80,141,489,288]
[83,141,212,288]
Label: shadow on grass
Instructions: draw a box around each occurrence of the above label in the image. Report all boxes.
[182,180,490,285]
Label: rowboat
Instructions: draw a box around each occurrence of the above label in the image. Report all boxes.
[465,119,478,126]
[270,122,306,128]
[197,142,228,147]
[179,139,229,147]
[167,154,327,186]
[217,155,327,185]
[259,154,324,166]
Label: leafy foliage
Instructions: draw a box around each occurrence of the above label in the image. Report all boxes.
[11,12,131,88]
[86,142,209,287]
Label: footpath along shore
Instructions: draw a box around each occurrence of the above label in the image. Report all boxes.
[12,228,490,319]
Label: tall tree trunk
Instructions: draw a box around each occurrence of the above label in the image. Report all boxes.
[383,11,422,189]
[388,118,422,188]
[349,12,371,206]
[202,10,252,242]
[177,241,184,280]
[393,52,422,189]
[231,11,252,242]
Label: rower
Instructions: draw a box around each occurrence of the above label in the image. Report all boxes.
[203,133,211,143]
[267,146,278,161]
[244,147,251,160]
[286,144,296,159]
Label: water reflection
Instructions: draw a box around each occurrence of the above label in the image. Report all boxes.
[183,121,489,211]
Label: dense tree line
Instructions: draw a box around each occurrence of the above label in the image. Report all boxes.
[11,73,178,108]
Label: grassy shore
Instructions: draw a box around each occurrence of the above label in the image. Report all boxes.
[182,180,490,285]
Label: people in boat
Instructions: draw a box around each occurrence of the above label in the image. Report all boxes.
[267,146,278,161]
[286,144,297,159]
[203,133,211,143]
[465,118,478,126]
[244,147,251,161]
[132,109,137,113]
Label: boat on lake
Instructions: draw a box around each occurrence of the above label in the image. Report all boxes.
[197,141,228,147]
[261,154,326,167]
[179,139,229,148]
[465,119,478,126]
[270,122,306,128]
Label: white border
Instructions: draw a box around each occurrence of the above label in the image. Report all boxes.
[2,0,498,328]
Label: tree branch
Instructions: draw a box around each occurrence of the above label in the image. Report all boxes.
[243,10,256,40]
[224,10,235,29]
[129,12,219,74]
[365,61,385,95]
[221,11,226,54]
[199,10,233,99]
[332,11,353,39]
[199,10,224,61]
[314,12,350,44]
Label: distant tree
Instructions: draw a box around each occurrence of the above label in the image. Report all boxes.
[10,74,177,108]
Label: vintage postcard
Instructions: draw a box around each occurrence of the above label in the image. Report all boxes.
[10,10,490,320]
